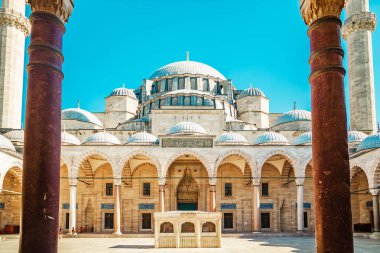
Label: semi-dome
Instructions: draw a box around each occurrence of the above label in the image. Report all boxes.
[168,121,207,135]
[254,132,289,145]
[273,109,311,127]
[215,132,249,145]
[149,60,226,80]
[348,130,368,144]
[238,87,265,99]
[128,132,159,144]
[84,132,121,145]
[109,86,137,98]
[61,131,81,145]
[4,130,24,143]
[356,132,380,152]
[0,134,16,151]
[62,107,103,127]
[292,131,312,146]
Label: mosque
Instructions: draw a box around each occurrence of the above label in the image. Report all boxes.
[0,0,379,236]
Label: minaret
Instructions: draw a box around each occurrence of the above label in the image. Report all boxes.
[342,0,377,132]
[0,0,30,129]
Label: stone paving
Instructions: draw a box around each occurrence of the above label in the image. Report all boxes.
[1,237,380,253]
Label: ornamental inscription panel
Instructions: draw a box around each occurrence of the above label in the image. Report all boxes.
[162,138,213,148]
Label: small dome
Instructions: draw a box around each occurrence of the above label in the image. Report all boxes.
[150,60,226,80]
[61,132,81,145]
[254,132,289,145]
[128,132,159,144]
[348,130,368,144]
[215,132,249,145]
[4,130,24,143]
[109,86,137,98]
[84,132,121,145]
[273,109,311,127]
[0,134,16,151]
[238,87,265,99]
[62,107,103,127]
[292,132,312,146]
[356,132,380,152]
[168,121,207,135]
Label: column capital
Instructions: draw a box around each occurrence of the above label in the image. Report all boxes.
[69,178,78,186]
[27,0,74,23]
[370,189,380,196]
[342,12,376,39]
[295,178,305,186]
[114,177,122,186]
[300,0,345,26]
[0,8,30,36]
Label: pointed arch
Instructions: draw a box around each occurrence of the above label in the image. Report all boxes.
[117,150,161,178]
[258,149,298,176]
[161,149,212,179]
[213,149,257,177]
[72,149,116,178]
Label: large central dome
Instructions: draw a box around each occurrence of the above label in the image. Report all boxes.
[149,60,226,81]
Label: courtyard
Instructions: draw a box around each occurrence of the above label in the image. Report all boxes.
[1,236,380,253]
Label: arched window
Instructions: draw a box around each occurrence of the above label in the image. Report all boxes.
[203,79,209,91]
[181,222,195,233]
[184,97,190,106]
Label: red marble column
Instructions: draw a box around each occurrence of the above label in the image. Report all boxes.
[308,16,353,253]
[20,11,65,253]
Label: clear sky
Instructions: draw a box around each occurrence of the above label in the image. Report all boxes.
[21,0,380,123]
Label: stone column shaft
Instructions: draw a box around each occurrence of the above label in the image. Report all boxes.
[159,185,165,212]
[253,184,260,231]
[20,1,73,252]
[69,185,77,234]
[209,185,216,212]
[297,184,304,231]
[373,194,380,232]
[305,10,354,253]
[113,185,122,235]
[20,11,65,253]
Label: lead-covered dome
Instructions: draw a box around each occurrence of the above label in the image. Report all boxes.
[0,134,16,151]
[254,132,289,145]
[215,132,249,145]
[348,130,368,144]
[109,86,137,98]
[356,132,380,152]
[168,121,207,135]
[4,130,24,143]
[292,131,312,146]
[149,61,226,80]
[84,132,121,145]
[273,109,311,127]
[238,87,265,99]
[62,107,103,127]
[61,131,81,145]
[128,132,159,145]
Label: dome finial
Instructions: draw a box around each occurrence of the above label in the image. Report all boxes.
[378,122,380,133]
[186,51,190,61]
[122,83,125,88]
[249,83,252,88]
[293,101,296,110]
[77,99,80,108]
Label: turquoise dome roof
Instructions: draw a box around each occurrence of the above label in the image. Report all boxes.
[61,131,81,145]
[0,134,16,151]
[84,132,121,145]
[169,121,207,135]
[254,132,289,145]
[357,132,380,152]
[62,108,103,127]
[128,132,159,144]
[273,110,311,127]
[215,132,249,145]
[150,60,226,80]
[348,130,368,144]
[238,87,265,99]
[4,130,24,143]
[292,131,312,146]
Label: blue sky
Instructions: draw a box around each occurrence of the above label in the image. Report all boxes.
[22,0,380,122]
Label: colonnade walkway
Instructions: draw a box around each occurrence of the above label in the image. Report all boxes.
[1,236,380,253]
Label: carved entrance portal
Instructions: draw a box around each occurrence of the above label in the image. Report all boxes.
[177,168,198,210]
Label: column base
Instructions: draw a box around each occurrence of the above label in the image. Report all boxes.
[369,232,380,240]
[113,231,122,236]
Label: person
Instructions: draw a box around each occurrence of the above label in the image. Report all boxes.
[58,227,63,239]
[71,227,77,238]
